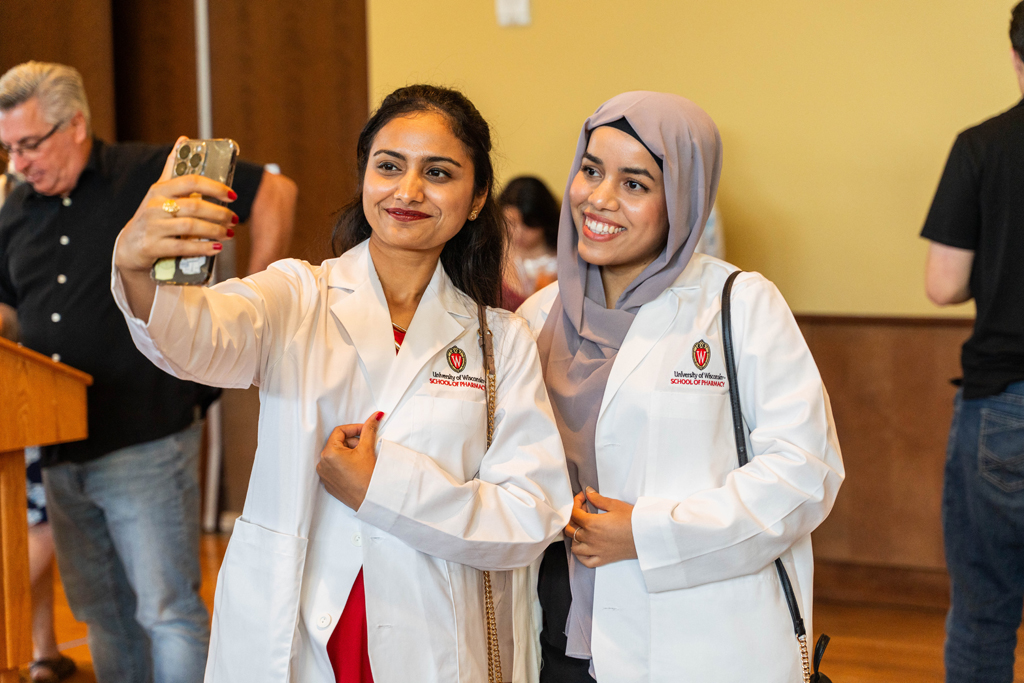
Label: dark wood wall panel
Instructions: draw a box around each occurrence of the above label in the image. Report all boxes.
[209,0,369,268]
[2,1,368,518]
[207,0,369,513]
[799,316,972,578]
[0,0,117,142]
[110,0,198,143]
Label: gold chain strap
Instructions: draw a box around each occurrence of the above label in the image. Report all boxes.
[799,635,811,682]
[478,304,501,683]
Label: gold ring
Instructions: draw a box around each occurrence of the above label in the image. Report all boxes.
[572,528,581,544]
[162,199,181,216]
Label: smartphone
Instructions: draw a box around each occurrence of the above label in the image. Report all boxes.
[152,138,239,286]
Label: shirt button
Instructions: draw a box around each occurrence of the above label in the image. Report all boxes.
[57,274,67,284]
[50,313,61,323]
[316,614,332,630]
[59,236,69,245]
[61,197,72,207]
[352,533,362,547]
[51,353,61,363]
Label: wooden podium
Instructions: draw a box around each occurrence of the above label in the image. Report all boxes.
[0,336,92,681]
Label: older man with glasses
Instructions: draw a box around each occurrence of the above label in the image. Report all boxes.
[0,61,297,683]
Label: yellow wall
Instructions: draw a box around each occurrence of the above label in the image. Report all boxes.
[368,1,1021,316]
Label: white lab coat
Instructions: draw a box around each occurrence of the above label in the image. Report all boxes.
[518,253,844,683]
[111,240,574,683]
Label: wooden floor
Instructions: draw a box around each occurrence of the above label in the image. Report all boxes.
[41,534,1024,682]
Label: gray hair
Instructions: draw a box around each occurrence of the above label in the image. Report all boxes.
[0,62,91,133]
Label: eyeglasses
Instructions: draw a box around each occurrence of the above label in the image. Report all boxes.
[1,121,63,158]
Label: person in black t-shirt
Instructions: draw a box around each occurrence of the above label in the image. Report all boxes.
[0,62,297,683]
[921,5,1024,681]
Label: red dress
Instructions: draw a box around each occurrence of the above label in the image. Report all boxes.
[326,324,406,682]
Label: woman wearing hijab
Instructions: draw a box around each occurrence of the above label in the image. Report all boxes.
[518,91,845,681]
[111,85,573,682]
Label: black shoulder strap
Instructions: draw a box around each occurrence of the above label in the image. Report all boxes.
[721,270,748,466]
[720,270,807,640]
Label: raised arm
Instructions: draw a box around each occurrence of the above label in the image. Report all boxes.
[114,138,238,321]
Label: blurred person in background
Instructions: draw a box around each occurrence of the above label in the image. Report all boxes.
[0,61,296,683]
[695,203,724,260]
[499,176,559,310]
[921,4,1024,681]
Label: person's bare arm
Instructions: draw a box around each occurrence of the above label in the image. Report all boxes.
[245,170,297,275]
[925,241,974,306]
[0,302,18,341]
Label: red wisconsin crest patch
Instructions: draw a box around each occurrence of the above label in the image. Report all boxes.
[446,345,466,373]
[692,340,711,370]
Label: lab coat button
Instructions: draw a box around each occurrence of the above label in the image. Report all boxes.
[352,533,362,547]
[317,614,332,630]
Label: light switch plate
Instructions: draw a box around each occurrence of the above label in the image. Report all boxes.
[496,0,530,26]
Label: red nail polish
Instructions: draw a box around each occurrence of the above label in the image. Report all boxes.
[213,243,223,251]
[374,411,384,422]
[226,228,235,238]
[227,190,238,201]
[231,214,239,225]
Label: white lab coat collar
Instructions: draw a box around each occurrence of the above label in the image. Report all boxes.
[326,240,477,417]
[598,253,722,420]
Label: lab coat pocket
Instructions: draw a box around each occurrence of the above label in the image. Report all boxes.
[648,569,800,681]
[206,518,307,683]
[428,396,487,474]
[648,392,732,497]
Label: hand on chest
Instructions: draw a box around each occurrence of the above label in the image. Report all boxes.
[307,328,490,481]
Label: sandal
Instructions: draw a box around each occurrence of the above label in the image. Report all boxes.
[28,655,76,683]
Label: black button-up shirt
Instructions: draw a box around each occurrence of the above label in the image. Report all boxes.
[0,139,262,465]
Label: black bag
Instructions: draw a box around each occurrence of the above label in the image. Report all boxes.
[721,271,832,683]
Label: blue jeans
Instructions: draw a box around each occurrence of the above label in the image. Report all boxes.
[943,381,1024,683]
[43,423,209,683]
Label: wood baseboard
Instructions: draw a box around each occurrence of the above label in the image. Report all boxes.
[815,560,950,611]
[795,314,974,327]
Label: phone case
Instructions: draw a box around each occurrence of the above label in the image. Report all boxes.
[152,138,239,286]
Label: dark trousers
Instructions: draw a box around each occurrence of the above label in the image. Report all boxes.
[538,542,597,683]
[943,381,1024,683]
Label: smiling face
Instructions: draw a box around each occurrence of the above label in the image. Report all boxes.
[569,125,669,278]
[0,97,90,196]
[362,111,486,259]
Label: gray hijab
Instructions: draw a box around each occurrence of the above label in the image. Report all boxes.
[536,91,722,665]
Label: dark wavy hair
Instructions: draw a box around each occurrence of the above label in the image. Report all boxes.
[331,85,506,307]
[497,176,560,251]
[1013,1,1024,60]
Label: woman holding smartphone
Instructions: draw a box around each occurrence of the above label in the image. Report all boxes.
[518,91,844,682]
[112,85,573,683]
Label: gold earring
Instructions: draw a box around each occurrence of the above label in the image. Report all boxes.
[469,211,479,221]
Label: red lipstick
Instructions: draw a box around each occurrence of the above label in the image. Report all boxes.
[386,208,431,222]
